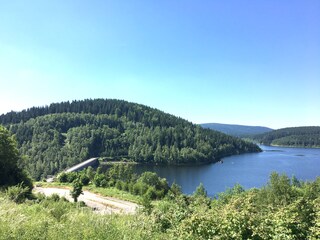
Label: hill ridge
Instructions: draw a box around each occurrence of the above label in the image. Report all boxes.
[200,122,273,137]
[0,99,261,180]
[251,126,320,148]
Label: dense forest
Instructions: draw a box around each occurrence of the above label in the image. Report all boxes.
[251,126,320,148]
[1,117,320,239]
[0,99,260,180]
[201,123,273,137]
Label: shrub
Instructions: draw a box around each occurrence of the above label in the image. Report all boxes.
[93,173,106,187]
[193,183,207,198]
[6,182,30,203]
[80,174,90,186]
[145,186,157,200]
[48,193,61,202]
[115,180,123,190]
[57,172,68,183]
[66,172,78,183]
[70,179,83,202]
[133,182,148,196]
[49,201,68,222]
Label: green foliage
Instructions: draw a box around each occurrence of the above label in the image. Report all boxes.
[0,125,33,189]
[0,192,160,240]
[57,172,68,183]
[252,126,320,148]
[5,182,31,203]
[106,163,134,183]
[263,172,297,206]
[137,172,169,199]
[58,170,91,186]
[62,165,171,201]
[86,166,95,181]
[216,183,245,204]
[70,179,83,202]
[167,174,320,240]
[291,175,301,187]
[79,174,90,186]
[141,194,153,215]
[84,186,140,203]
[168,181,182,198]
[193,182,207,198]
[0,99,260,180]
[1,173,320,239]
[93,173,108,187]
[47,193,61,202]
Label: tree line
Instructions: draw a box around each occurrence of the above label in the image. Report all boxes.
[0,99,261,180]
[252,126,320,148]
[58,164,169,201]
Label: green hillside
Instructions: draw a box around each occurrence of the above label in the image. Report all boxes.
[201,123,273,137]
[252,126,320,148]
[0,99,261,180]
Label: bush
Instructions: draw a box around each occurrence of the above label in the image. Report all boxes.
[80,174,90,186]
[193,183,207,198]
[48,193,61,202]
[133,182,148,196]
[141,194,153,214]
[122,181,129,191]
[145,186,157,200]
[57,172,68,183]
[70,179,83,202]
[49,201,69,222]
[66,172,78,183]
[115,180,123,190]
[6,183,30,203]
[93,173,106,187]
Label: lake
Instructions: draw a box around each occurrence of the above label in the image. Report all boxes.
[135,145,320,197]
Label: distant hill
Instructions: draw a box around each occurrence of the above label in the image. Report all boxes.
[251,126,320,148]
[0,99,261,180]
[200,123,273,137]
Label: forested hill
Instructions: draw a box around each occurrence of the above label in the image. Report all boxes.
[201,123,273,137]
[252,126,320,148]
[0,99,261,180]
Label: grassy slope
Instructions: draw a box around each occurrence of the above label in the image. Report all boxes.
[0,192,159,240]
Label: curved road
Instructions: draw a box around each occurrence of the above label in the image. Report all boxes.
[34,187,139,214]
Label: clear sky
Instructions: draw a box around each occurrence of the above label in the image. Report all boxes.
[0,1,319,129]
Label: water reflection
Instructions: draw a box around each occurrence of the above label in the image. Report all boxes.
[134,145,320,196]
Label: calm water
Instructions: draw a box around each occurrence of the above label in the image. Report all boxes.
[135,145,320,196]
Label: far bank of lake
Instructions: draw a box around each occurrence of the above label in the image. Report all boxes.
[135,145,320,196]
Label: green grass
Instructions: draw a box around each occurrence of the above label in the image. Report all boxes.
[84,186,141,203]
[0,192,161,240]
[35,182,71,188]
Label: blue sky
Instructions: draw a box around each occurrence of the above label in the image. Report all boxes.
[0,1,319,129]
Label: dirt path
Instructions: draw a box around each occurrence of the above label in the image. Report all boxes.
[34,187,139,215]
